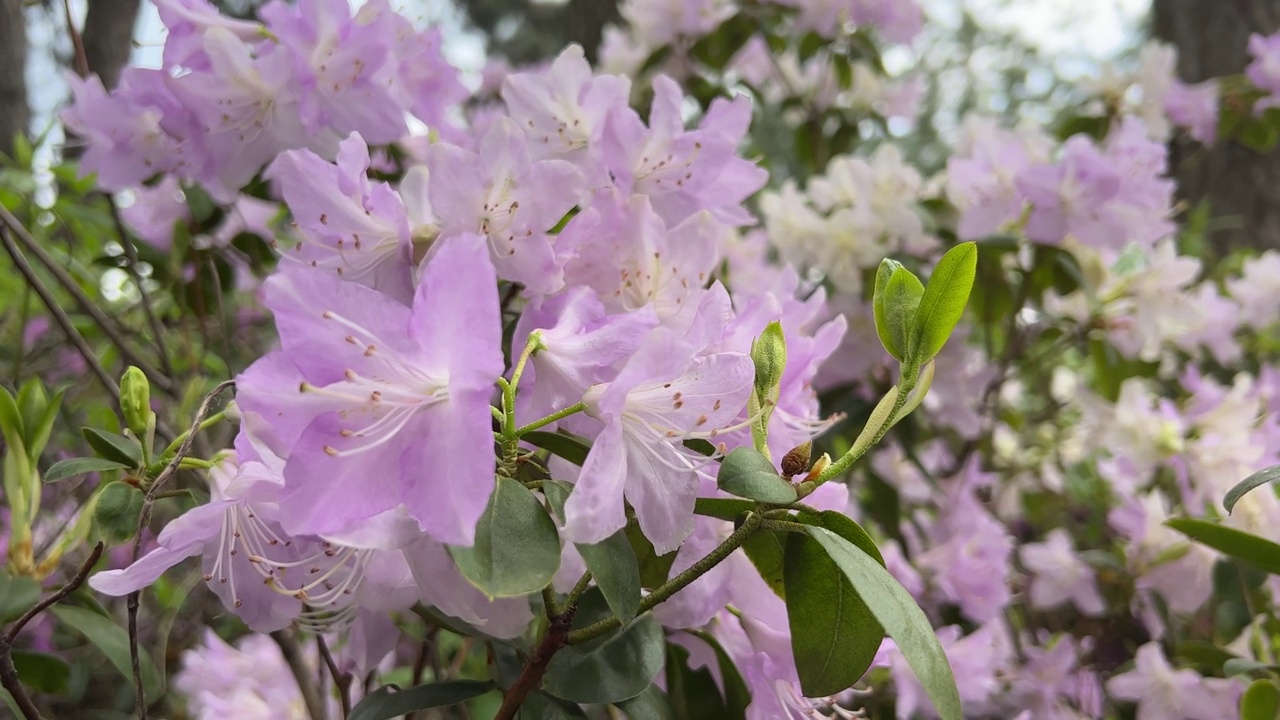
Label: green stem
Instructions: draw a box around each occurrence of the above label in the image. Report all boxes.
[563,572,593,611]
[160,410,227,459]
[541,585,560,621]
[798,359,919,496]
[515,402,586,437]
[176,457,218,471]
[759,518,811,533]
[501,333,543,439]
[565,512,763,646]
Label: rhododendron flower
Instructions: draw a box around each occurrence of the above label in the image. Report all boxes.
[1106,643,1241,720]
[1019,529,1106,616]
[564,327,753,553]
[236,234,502,544]
[268,133,414,301]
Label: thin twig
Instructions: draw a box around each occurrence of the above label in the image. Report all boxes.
[0,204,176,395]
[59,0,90,78]
[5,543,105,644]
[107,198,173,379]
[493,604,578,720]
[0,543,106,719]
[318,635,352,718]
[271,630,329,720]
[1,228,120,404]
[126,380,235,719]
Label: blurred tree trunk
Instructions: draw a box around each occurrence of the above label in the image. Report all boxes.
[459,0,621,65]
[1154,0,1280,253]
[0,0,29,158]
[83,0,141,91]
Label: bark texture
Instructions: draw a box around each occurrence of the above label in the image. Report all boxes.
[0,0,29,158]
[1154,0,1280,252]
[83,0,142,91]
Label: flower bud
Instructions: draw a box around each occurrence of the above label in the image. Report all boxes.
[781,441,812,478]
[120,366,153,438]
[804,452,832,482]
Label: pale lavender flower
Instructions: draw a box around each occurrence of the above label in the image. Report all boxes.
[1020,529,1106,616]
[267,133,415,301]
[1247,31,1280,97]
[235,234,502,544]
[175,629,327,719]
[1165,79,1219,145]
[1106,643,1242,720]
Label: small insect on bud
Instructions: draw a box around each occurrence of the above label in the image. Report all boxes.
[781,441,812,478]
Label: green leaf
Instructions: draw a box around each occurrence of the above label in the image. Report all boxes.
[1225,465,1280,514]
[1226,658,1280,677]
[81,428,143,468]
[51,605,163,701]
[1166,518,1280,575]
[617,684,675,720]
[0,571,41,624]
[349,680,495,720]
[627,524,677,590]
[523,431,591,466]
[716,447,797,504]
[11,651,70,694]
[543,481,641,625]
[543,592,665,704]
[692,498,756,522]
[873,260,924,362]
[1241,679,1280,720]
[805,525,961,719]
[0,387,24,453]
[665,643,731,720]
[449,476,561,598]
[518,691,588,719]
[24,387,63,459]
[742,529,787,600]
[44,457,130,484]
[685,630,751,719]
[1176,640,1240,674]
[94,482,146,544]
[784,512,885,696]
[911,242,977,363]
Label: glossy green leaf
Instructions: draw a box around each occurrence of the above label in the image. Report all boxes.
[0,571,41,624]
[518,691,588,719]
[1241,679,1280,720]
[11,651,70,694]
[349,680,495,720]
[543,591,665,704]
[81,428,143,468]
[1166,518,1280,575]
[617,684,675,720]
[1226,658,1280,677]
[749,321,787,453]
[0,387,24,452]
[716,447,797,504]
[1176,640,1240,674]
[805,525,962,719]
[665,643,735,720]
[685,630,751,719]
[94,481,145,544]
[449,476,561,598]
[692,498,756,522]
[1225,465,1280,514]
[25,388,63,459]
[784,512,885,696]
[873,260,924,362]
[51,605,163,701]
[742,529,787,600]
[44,457,130,484]
[523,430,591,466]
[911,242,977,363]
[543,481,641,625]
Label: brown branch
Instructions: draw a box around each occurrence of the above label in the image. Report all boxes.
[0,203,176,396]
[59,0,89,79]
[0,542,106,719]
[271,630,328,720]
[126,380,235,719]
[493,604,578,720]
[0,227,120,404]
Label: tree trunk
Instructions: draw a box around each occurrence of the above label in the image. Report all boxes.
[1154,0,1280,253]
[83,0,142,91]
[0,0,29,159]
